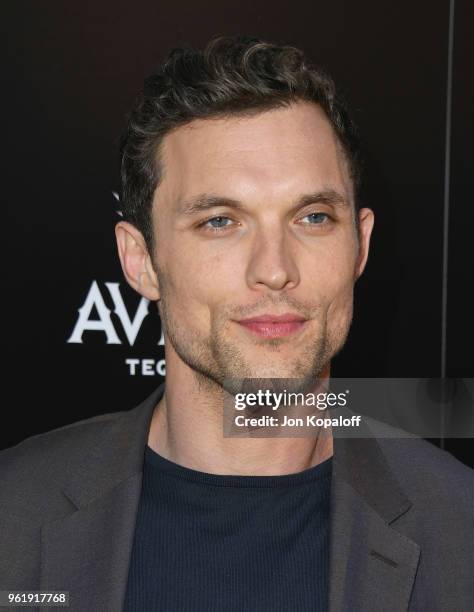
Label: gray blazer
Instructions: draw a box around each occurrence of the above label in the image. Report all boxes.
[1,382,473,611]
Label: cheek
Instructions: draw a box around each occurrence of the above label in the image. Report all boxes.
[323,253,356,326]
[162,244,240,314]
[305,238,357,304]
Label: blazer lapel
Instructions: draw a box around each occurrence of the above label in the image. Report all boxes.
[328,424,421,611]
[39,383,165,612]
[40,473,143,611]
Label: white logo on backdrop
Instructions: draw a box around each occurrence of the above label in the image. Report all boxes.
[67,280,165,376]
[112,190,123,217]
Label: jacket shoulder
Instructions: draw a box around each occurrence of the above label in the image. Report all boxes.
[0,410,127,524]
[368,418,474,521]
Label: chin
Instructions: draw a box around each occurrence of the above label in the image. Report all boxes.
[233,365,314,382]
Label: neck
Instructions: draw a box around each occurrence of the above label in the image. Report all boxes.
[147,349,333,476]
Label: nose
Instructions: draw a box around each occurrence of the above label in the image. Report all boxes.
[246,225,300,292]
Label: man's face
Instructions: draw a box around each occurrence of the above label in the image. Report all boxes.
[148,101,373,389]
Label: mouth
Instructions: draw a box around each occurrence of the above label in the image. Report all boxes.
[235,312,309,338]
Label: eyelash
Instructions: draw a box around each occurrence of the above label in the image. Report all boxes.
[299,212,333,226]
[199,216,235,232]
[198,212,333,233]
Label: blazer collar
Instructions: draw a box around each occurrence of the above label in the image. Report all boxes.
[60,383,163,510]
[40,382,420,611]
[329,414,420,610]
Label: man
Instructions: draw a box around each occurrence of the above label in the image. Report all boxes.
[0,35,473,612]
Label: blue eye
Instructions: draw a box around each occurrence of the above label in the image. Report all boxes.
[202,216,233,230]
[301,212,330,225]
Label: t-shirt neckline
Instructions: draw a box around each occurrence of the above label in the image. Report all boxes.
[144,444,333,488]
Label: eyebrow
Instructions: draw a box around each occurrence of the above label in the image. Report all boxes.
[177,189,350,216]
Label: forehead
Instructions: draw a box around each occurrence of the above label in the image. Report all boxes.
[157,101,353,205]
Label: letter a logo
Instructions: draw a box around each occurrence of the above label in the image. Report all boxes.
[67,280,121,344]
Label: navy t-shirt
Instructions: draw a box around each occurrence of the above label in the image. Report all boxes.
[123,445,332,611]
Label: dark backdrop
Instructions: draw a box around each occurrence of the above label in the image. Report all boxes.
[3,1,473,467]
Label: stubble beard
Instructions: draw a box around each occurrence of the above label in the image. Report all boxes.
[156,272,353,398]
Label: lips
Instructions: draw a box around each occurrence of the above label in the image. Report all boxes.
[236,313,308,338]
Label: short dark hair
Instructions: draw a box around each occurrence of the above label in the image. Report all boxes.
[119,35,362,254]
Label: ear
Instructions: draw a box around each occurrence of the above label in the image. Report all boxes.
[115,221,160,301]
[354,207,375,281]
